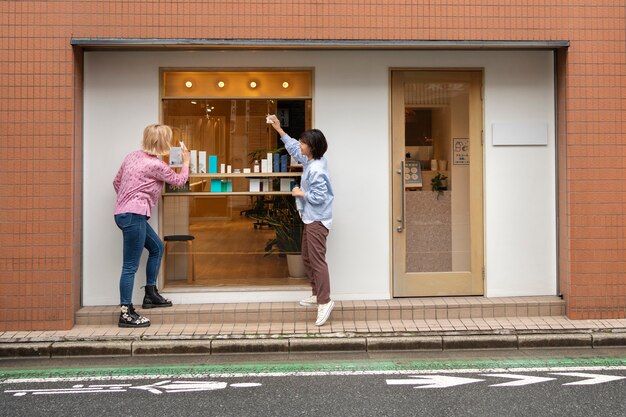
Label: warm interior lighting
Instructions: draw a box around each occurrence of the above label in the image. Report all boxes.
[185,81,193,88]
[164,71,311,98]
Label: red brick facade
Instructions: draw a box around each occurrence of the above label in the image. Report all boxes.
[1,1,624,330]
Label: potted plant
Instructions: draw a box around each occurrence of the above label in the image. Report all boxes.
[250,196,307,278]
[431,172,448,199]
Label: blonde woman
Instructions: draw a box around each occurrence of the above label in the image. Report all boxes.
[113,124,190,327]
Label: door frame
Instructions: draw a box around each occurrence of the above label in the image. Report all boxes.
[391,69,484,297]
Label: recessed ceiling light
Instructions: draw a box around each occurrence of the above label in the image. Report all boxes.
[249,81,257,88]
[185,81,193,88]
[217,81,225,88]
[282,82,289,88]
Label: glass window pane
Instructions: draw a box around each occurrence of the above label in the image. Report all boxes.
[162,98,312,287]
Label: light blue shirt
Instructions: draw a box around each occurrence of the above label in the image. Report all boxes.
[281,133,334,230]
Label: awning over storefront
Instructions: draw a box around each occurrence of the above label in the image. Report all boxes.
[71,38,569,51]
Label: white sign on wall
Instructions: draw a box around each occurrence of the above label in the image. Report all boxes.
[492,122,548,146]
[453,138,469,165]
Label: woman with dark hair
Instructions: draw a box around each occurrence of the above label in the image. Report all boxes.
[268,115,335,326]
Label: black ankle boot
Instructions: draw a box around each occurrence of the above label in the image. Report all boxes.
[119,304,150,328]
[142,285,173,309]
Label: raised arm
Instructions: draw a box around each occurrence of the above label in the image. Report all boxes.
[267,114,307,164]
[155,148,190,187]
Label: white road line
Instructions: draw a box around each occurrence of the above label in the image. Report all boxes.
[482,374,556,387]
[5,381,257,396]
[130,380,228,393]
[2,365,626,384]
[6,388,127,396]
[550,372,626,386]
[386,375,484,389]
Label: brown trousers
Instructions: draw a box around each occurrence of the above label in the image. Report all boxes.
[301,221,331,304]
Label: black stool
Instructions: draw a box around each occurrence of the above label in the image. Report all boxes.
[163,235,195,284]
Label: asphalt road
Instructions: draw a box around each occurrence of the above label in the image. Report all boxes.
[1,349,626,417]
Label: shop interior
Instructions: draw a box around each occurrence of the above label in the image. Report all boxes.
[401,79,471,273]
[160,70,314,288]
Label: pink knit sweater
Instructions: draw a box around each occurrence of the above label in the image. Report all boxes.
[113,150,189,217]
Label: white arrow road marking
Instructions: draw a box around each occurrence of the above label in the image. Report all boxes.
[6,384,132,396]
[482,374,556,387]
[550,372,626,386]
[4,365,626,384]
[130,380,228,394]
[386,375,484,389]
[230,383,263,388]
[5,380,262,397]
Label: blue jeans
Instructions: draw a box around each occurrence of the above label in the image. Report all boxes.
[114,213,164,305]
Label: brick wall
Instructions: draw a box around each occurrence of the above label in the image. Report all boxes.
[1,1,624,329]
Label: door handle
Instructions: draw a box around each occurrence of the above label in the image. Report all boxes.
[396,161,405,232]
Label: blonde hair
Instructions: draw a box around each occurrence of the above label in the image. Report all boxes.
[142,124,173,156]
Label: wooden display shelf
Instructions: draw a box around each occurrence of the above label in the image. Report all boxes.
[164,171,301,195]
[189,172,302,178]
[163,191,295,196]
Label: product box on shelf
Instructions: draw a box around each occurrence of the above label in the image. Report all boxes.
[273,154,280,173]
[249,179,261,192]
[266,153,273,173]
[210,179,221,192]
[189,150,197,173]
[209,155,218,173]
[280,178,294,192]
[169,147,183,168]
[198,151,207,173]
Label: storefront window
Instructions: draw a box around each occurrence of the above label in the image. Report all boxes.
[160,70,312,288]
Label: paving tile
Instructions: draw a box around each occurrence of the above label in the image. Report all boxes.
[11,296,626,351]
[341,323,357,332]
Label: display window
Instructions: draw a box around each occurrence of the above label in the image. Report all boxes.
[160,70,313,288]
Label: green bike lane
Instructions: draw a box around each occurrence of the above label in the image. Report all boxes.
[2,351,626,417]
[2,351,626,381]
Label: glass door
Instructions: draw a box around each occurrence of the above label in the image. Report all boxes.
[391,70,484,296]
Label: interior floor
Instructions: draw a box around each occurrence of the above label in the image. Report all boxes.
[164,214,308,288]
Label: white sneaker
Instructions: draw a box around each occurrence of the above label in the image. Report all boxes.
[315,300,335,326]
[299,295,318,307]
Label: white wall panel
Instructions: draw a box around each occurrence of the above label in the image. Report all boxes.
[83,50,555,305]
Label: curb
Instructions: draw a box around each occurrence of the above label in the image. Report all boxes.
[0,342,53,358]
[212,339,289,354]
[290,337,367,352]
[367,336,442,351]
[50,341,132,357]
[443,335,518,350]
[132,340,211,356]
[2,332,626,359]
[518,334,591,349]
[592,333,626,347]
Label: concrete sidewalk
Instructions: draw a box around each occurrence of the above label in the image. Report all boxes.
[0,298,626,358]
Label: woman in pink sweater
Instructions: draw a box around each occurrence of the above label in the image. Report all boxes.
[113,124,190,328]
